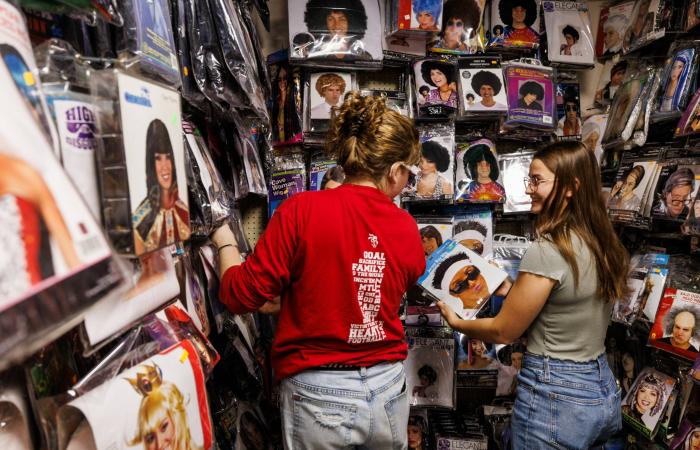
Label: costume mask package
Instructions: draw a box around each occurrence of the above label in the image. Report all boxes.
[455,139,506,203]
[309,153,344,191]
[268,149,306,217]
[651,163,700,223]
[56,340,213,450]
[120,0,180,86]
[682,188,700,235]
[499,150,535,213]
[418,240,507,319]
[649,288,700,361]
[608,159,659,218]
[458,57,508,115]
[654,45,697,118]
[414,58,460,117]
[405,327,455,408]
[269,60,303,146]
[503,60,556,130]
[427,0,486,55]
[621,367,677,439]
[595,1,634,58]
[675,88,700,137]
[602,69,655,148]
[488,0,541,49]
[288,0,383,68]
[453,209,494,259]
[555,82,582,139]
[403,123,455,202]
[543,1,594,67]
[0,0,124,368]
[90,70,190,256]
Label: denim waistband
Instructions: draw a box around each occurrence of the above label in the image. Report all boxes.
[522,352,608,373]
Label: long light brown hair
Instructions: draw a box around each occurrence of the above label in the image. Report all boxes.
[534,141,630,302]
[326,92,420,184]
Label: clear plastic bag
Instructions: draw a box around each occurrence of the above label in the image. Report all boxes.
[543,1,595,67]
[653,43,698,119]
[414,58,460,117]
[455,138,507,204]
[488,0,541,49]
[427,0,486,55]
[503,59,556,131]
[402,123,455,203]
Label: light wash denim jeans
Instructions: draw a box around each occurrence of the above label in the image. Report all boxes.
[279,362,409,450]
[511,352,622,450]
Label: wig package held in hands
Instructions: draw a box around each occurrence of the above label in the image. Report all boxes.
[402,123,455,202]
[268,148,306,217]
[405,327,455,408]
[455,138,506,203]
[414,58,459,117]
[458,57,508,116]
[503,59,556,130]
[488,0,541,49]
[288,0,383,68]
[119,0,180,86]
[543,1,594,68]
[427,0,486,55]
[0,0,125,369]
[90,70,190,256]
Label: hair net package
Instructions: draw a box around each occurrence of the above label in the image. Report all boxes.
[555,82,582,139]
[503,60,556,130]
[309,152,344,190]
[269,149,306,217]
[414,58,459,117]
[624,0,668,53]
[543,1,594,67]
[403,123,455,202]
[654,45,697,119]
[676,88,700,137]
[56,340,213,450]
[582,114,608,163]
[90,70,190,256]
[306,71,355,133]
[418,240,507,319]
[455,139,506,203]
[453,208,494,258]
[596,1,634,58]
[288,0,383,68]
[649,287,700,361]
[621,367,676,439]
[119,0,180,86]
[498,150,535,213]
[488,0,541,49]
[405,217,453,327]
[651,163,700,223]
[458,57,508,115]
[595,59,629,107]
[602,68,655,149]
[269,58,303,146]
[405,327,455,408]
[427,0,486,55]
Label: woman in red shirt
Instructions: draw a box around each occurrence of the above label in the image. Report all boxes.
[212,92,425,449]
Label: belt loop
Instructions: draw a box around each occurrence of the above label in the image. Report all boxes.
[360,367,367,377]
[543,356,550,382]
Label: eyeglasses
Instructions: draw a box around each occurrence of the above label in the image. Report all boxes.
[667,195,693,206]
[523,176,553,191]
[447,19,464,27]
[565,105,578,112]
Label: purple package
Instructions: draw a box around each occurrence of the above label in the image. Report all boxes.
[504,64,556,129]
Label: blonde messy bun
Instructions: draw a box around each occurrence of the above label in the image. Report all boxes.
[326,92,420,183]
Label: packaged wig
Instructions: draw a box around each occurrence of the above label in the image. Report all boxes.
[458,57,508,115]
[428,0,485,55]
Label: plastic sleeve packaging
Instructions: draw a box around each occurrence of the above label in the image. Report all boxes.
[414,58,460,117]
[682,188,700,235]
[427,0,486,55]
[232,118,268,199]
[173,250,211,336]
[402,123,455,203]
[55,339,214,450]
[623,0,668,54]
[270,61,304,146]
[653,43,698,120]
[458,57,508,117]
[455,138,507,204]
[542,1,595,68]
[621,367,677,439]
[405,327,455,408]
[238,0,272,101]
[487,0,541,49]
[268,148,306,217]
[0,0,126,371]
[498,151,535,213]
[309,152,343,191]
[288,0,384,68]
[503,59,556,131]
[305,71,356,134]
[119,0,181,87]
[16,0,124,26]
[171,0,208,111]
[601,67,656,149]
[0,371,34,449]
[675,88,700,137]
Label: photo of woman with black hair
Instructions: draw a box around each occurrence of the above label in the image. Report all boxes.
[292,0,374,60]
[517,80,544,111]
[271,64,302,145]
[430,0,482,53]
[461,142,506,202]
[412,365,438,398]
[559,25,583,55]
[498,0,540,47]
[416,140,454,198]
[411,0,441,31]
[468,70,507,111]
[658,49,694,113]
[133,119,191,255]
[417,60,458,108]
[608,164,646,211]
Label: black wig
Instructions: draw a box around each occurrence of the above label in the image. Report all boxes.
[420,59,457,87]
[471,70,502,95]
[519,80,544,100]
[304,0,368,39]
[440,0,482,37]
[421,140,451,172]
[498,0,538,27]
[464,143,499,181]
[562,24,579,41]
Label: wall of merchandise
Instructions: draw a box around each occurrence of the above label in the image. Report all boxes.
[0,0,700,449]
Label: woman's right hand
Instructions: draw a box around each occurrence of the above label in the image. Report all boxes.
[436,301,459,329]
[211,222,237,249]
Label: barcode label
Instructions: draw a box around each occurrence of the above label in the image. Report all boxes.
[77,236,104,257]
[543,116,553,124]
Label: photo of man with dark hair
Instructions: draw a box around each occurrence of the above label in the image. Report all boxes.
[595,60,627,105]
[432,252,490,309]
[556,88,581,137]
[460,142,506,202]
[468,70,507,111]
[559,24,583,55]
[430,0,482,52]
[498,0,539,47]
[517,80,545,111]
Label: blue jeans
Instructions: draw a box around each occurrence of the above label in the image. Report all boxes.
[511,353,622,450]
[280,362,408,450]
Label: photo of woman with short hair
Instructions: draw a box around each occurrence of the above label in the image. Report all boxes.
[411,0,442,31]
[415,140,454,198]
[559,24,583,55]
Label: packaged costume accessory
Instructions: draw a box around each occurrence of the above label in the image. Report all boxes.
[427,0,486,55]
[649,287,700,361]
[268,148,306,217]
[621,367,677,439]
[555,82,582,139]
[623,0,669,54]
[543,1,594,68]
[414,58,459,117]
[309,152,343,191]
[269,52,303,146]
[488,0,541,49]
[602,66,656,149]
[403,123,455,202]
[498,150,535,213]
[453,208,494,259]
[595,1,634,58]
[595,59,629,107]
[306,71,356,134]
[653,43,698,120]
[503,59,556,131]
[676,88,700,137]
[405,327,456,408]
[455,138,506,204]
[458,57,508,116]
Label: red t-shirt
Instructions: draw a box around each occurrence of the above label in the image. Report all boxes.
[220,184,426,381]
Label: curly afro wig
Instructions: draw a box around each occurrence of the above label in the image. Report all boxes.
[471,70,502,95]
[304,0,368,39]
[498,0,538,27]
[420,59,457,87]
[421,140,451,172]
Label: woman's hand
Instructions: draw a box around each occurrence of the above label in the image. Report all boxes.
[258,296,281,315]
[212,222,237,249]
[436,300,459,328]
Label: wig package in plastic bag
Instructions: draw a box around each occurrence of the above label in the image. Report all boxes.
[309,152,344,190]
[0,371,34,449]
[414,58,459,117]
[232,120,268,199]
[595,1,634,58]
[453,208,494,259]
[682,188,700,235]
[269,58,303,146]
[595,59,629,107]
[427,0,486,55]
[624,0,668,53]
[171,0,207,111]
[651,162,700,223]
[676,88,700,137]
[306,71,355,132]
[174,251,211,336]
[402,123,455,202]
[503,59,556,130]
[269,148,306,217]
[288,0,383,68]
[119,0,180,86]
[498,150,535,213]
[582,114,608,163]
[405,327,455,408]
[17,0,123,26]
[602,68,655,149]
[455,138,506,203]
[389,0,443,35]
[491,234,530,280]
[458,57,508,115]
[621,367,676,439]
[654,44,698,119]
[555,82,582,139]
[543,1,594,67]
[488,0,540,49]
